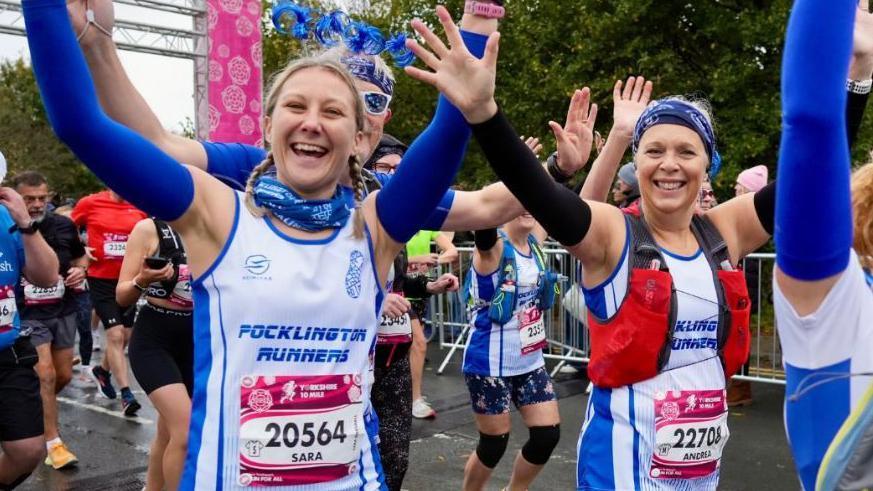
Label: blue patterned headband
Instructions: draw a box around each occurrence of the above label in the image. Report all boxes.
[632,99,723,178]
[341,55,395,96]
[272,1,416,73]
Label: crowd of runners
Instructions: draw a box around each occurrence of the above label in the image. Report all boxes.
[0,0,869,490]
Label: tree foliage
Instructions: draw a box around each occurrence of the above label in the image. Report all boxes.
[0,59,102,200]
[260,0,873,199]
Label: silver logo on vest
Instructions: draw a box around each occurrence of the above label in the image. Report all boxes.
[243,254,271,280]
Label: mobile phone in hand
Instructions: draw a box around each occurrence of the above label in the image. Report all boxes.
[144,256,170,269]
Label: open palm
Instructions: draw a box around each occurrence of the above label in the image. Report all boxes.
[612,76,653,139]
[549,87,598,175]
[404,5,500,124]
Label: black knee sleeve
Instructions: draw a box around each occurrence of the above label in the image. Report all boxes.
[0,472,32,490]
[475,432,509,469]
[521,424,560,466]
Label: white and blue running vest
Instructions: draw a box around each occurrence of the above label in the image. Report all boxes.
[577,232,726,491]
[182,193,385,491]
[774,250,873,490]
[463,241,545,377]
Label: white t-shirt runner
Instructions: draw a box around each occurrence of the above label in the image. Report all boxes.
[774,250,873,490]
[181,193,384,491]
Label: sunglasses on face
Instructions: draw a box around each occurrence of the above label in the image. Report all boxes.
[360,91,392,116]
[700,189,715,199]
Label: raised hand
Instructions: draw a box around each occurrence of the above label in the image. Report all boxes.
[521,136,543,158]
[611,76,653,140]
[548,87,598,175]
[66,0,114,45]
[0,188,31,227]
[405,5,500,124]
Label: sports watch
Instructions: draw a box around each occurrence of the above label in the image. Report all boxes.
[9,220,41,235]
[464,0,505,19]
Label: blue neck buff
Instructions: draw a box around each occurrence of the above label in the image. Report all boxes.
[253,172,354,231]
[633,99,723,178]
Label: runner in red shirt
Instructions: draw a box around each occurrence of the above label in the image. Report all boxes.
[72,190,146,415]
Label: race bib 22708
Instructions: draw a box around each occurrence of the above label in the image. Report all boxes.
[650,389,729,480]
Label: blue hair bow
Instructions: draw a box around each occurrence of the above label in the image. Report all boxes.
[272,1,313,40]
[314,10,349,47]
[271,1,417,69]
[386,33,415,68]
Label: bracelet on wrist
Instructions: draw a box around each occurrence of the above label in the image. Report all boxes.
[847,78,872,95]
[133,278,147,292]
[464,0,505,18]
[546,152,573,183]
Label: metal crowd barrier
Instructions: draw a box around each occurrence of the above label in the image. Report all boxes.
[428,246,784,385]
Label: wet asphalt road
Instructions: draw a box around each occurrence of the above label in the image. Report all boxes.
[21,344,799,490]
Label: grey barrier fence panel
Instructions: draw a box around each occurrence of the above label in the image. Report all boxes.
[430,246,784,385]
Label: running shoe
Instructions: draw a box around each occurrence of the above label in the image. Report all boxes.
[121,390,142,417]
[90,366,116,399]
[412,397,436,419]
[45,441,78,469]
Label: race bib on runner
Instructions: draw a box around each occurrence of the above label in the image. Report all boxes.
[377,293,412,344]
[238,374,365,487]
[102,233,129,259]
[518,306,547,355]
[650,389,729,480]
[377,313,412,344]
[0,286,17,334]
[22,278,65,306]
[169,264,193,308]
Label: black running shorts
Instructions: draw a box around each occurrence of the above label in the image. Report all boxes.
[0,337,44,441]
[129,303,193,395]
[88,277,135,328]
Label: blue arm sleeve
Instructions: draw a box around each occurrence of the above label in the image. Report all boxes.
[776,0,855,280]
[23,0,194,221]
[202,141,267,191]
[373,174,456,231]
[375,30,488,242]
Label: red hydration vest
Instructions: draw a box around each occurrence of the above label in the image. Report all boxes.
[586,212,751,388]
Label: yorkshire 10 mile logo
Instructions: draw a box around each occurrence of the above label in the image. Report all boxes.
[243,254,272,280]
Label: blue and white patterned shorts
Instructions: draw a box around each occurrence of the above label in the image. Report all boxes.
[464,367,556,415]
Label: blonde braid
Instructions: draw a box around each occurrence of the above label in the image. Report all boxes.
[348,155,366,238]
[348,155,366,204]
[244,152,276,217]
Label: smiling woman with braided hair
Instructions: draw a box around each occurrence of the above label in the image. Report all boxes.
[23,0,501,487]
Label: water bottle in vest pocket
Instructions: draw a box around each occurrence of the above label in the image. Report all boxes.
[538,270,561,311]
[488,280,517,325]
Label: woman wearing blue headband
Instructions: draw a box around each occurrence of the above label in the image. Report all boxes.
[408,34,775,491]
